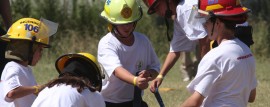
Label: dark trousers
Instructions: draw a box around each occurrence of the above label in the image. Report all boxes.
[105,101,148,107]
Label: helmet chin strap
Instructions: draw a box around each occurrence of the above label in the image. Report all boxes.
[209,12,217,37]
[165,0,173,41]
[28,36,36,65]
[112,22,137,39]
[210,20,216,37]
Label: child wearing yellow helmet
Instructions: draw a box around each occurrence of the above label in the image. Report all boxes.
[99,0,160,107]
[32,53,105,107]
[181,0,257,106]
[0,18,58,107]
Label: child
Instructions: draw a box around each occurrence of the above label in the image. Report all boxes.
[0,18,58,107]
[143,0,209,90]
[181,0,257,106]
[31,53,105,107]
[98,0,160,106]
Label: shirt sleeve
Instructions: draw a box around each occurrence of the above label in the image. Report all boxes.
[97,38,122,78]
[187,57,221,97]
[170,6,201,52]
[177,5,207,41]
[83,91,105,107]
[170,20,197,52]
[2,67,21,102]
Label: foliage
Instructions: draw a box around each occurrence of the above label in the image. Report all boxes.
[250,19,270,57]
[10,0,31,19]
[242,0,270,57]
[9,0,270,58]
[243,0,270,22]
[10,0,170,59]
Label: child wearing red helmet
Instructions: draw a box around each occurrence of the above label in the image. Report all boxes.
[181,0,257,106]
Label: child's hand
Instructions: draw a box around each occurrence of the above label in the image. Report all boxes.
[150,77,163,93]
[139,70,156,81]
[138,70,151,78]
[136,76,149,90]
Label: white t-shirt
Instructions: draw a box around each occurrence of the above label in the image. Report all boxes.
[170,0,207,52]
[98,32,160,103]
[0,61,37,107]
[187,38,257,107]
[31,84,105,107]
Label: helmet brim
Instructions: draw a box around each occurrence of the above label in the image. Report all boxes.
[100,10,143,25]
[55,53,102,91]
[0,36,50,48]
[200,6,251,17]
[214,7,251,16]
[55,54,96,74]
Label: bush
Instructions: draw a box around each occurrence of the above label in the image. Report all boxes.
[9,0,270,59]
[250,18,270,58]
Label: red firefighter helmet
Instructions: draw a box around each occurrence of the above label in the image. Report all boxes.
[199,0,250,16]
[143,0,159,14]
[199,0,250,23]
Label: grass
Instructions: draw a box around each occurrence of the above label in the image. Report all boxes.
[33,54,270,107]
[142,60,190,107]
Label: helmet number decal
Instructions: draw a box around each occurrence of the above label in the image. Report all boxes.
[25,24,39,33]
[106,0,111,5]
[208,0,218,5]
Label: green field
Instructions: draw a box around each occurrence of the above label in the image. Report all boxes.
[33,55,270,107]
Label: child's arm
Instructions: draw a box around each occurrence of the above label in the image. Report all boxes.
[180,91,205,107]
[6,85,43,99]
[248,88,256,103]
[114,66,150,90]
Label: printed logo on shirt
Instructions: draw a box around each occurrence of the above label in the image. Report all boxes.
[237,54,252,60]
[136,61,143,72]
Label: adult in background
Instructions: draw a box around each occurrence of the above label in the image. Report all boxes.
[181,0,257,106]
[142,0,210,91]
[0,0,12,76]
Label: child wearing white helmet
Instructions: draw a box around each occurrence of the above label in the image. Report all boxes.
[181,0,257,106]
[31,53,105,107]
[98,0,160,106]
[0,18,58,107]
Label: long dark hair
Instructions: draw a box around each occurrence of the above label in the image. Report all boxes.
[174,0,183,4]
[46,72,97,93]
